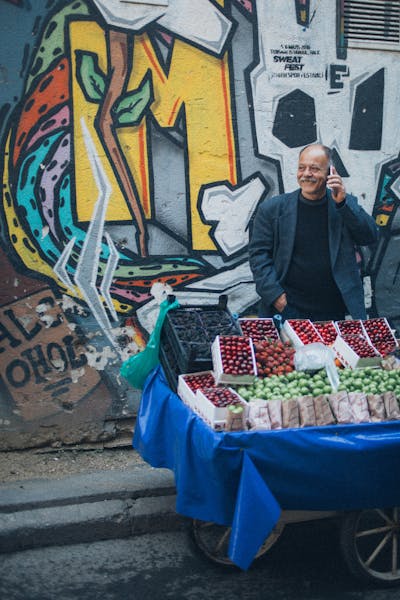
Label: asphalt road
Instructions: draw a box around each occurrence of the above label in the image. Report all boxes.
[0,520,398,600]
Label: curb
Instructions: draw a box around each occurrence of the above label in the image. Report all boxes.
[0,464,189,554]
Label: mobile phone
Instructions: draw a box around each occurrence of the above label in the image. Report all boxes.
[327,165,333,187]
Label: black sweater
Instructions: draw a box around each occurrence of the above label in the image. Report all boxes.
[283,194,346,317]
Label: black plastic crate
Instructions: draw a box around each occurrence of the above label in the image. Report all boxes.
[162,317,213,373]
[159,343,179,392]
[160,295,241,379]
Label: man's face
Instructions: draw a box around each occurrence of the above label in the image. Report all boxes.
[297,146,329,200]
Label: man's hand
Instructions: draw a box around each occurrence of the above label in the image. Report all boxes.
[327,166,346,204]
[273,292,287,313]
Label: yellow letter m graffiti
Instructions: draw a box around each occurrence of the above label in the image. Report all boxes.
[69,15,237,252]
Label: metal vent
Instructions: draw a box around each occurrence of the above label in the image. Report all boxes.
[342,0,400,50]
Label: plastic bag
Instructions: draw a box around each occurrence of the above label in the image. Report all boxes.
[120,297,180,389]
[294,342,340,391]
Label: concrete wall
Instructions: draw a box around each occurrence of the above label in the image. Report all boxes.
[1,0,399,448]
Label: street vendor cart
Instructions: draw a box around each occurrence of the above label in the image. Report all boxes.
[123,299,400,585]
[133,365,400,585]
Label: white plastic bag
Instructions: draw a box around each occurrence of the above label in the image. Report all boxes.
[294,342,339,391]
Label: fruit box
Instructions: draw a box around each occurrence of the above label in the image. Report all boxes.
[335,319,366,339]
[194,387,248,431]
[362,318,398,353]
[177,371,216,411]
[332,334,382,369]
[211,335,258,384]
[280,319,323,348]
[238,318,280,342]
[313,321,339,346]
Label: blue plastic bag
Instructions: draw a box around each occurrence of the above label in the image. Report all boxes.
[120,298,180,389]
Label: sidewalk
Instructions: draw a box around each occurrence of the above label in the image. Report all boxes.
[0,457,187,554]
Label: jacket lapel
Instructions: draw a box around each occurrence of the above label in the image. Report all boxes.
[278,190,298,279]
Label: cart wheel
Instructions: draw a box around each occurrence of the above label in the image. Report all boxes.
[340,508,400,586]
[191,519,284,566]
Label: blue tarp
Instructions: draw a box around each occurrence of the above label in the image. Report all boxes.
[133,365,400,569]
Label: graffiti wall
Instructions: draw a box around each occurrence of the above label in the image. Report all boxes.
[0,0,399,448]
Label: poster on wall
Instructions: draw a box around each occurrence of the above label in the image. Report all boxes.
[260,1,327,87]
[267,40,325,85]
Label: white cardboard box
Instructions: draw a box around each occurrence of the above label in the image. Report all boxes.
[238,318,279,341]
[194,387,248,430]
[281,319,323,348]
[177,371,215,412]
[211,335,257,384]
[362,317,398,352]
[332,335,382,369]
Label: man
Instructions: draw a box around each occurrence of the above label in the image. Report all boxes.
[248,144,378,321]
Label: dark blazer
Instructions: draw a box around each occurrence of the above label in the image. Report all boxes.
[248,189,379,319]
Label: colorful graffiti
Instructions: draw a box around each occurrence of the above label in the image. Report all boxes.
[1,0,270,345]
[1,0,400,444]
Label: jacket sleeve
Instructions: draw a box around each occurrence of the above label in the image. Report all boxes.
[248,199,284,307]
[336,194,379,246]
